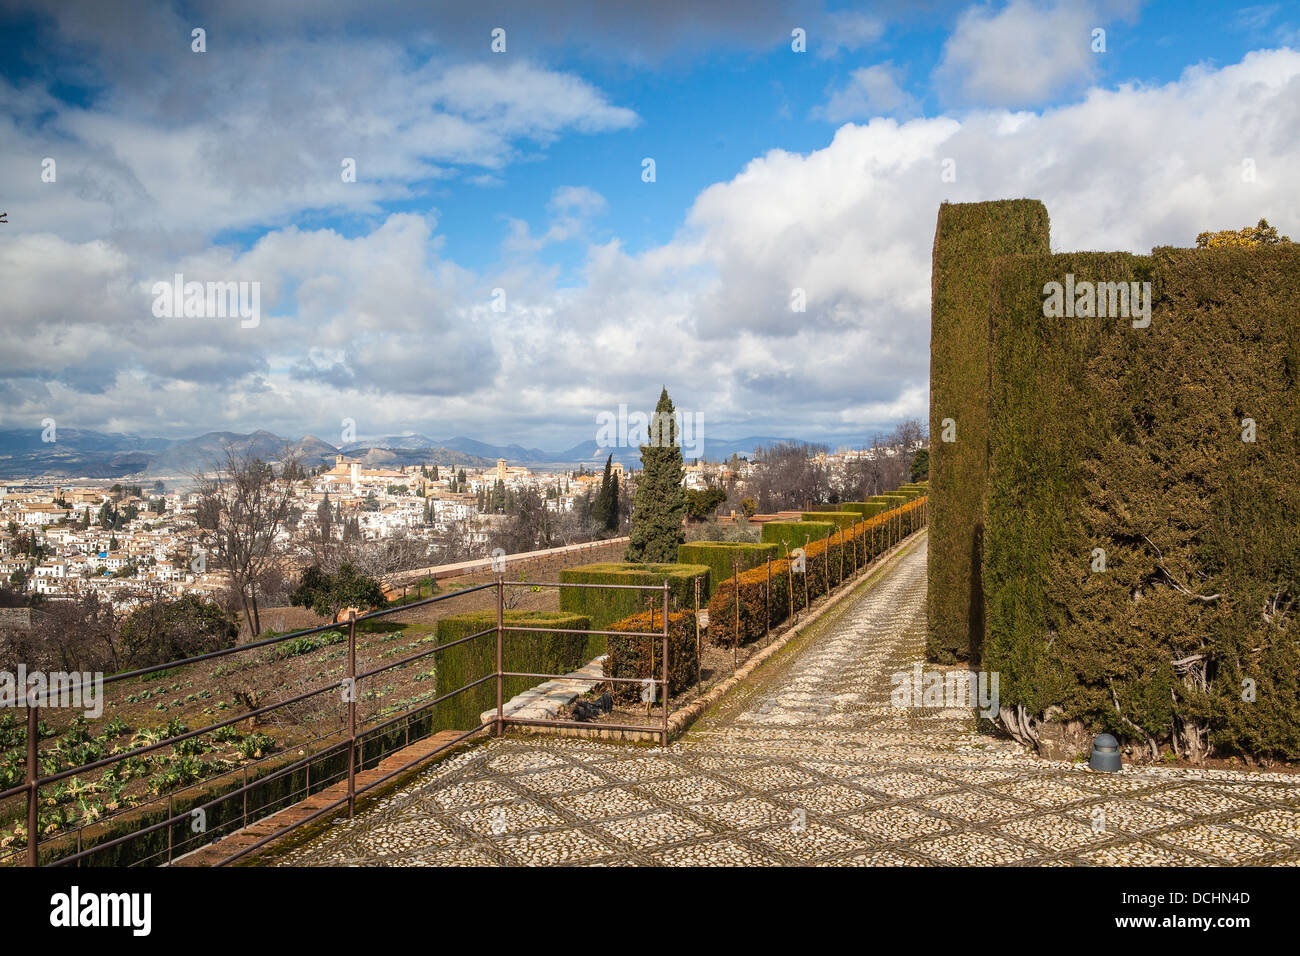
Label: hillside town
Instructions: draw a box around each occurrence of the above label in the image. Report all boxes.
[0,440,922,612]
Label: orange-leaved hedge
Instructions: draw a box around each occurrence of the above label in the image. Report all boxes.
[706,499,926,647]
[602,608,698,702]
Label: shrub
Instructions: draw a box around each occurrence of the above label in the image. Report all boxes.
[760,520,834,555]
[708,501,927,646]
[799,511,859,531]
[929,199,1051,666]
[677,542,778,600]
[707,556,792,647]
[603,609,698,702]
[558,562,709,631]
[433,611,592,729]
[840,501,887,518]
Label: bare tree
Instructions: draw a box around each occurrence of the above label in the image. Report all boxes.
[294,530,434,580]
[193,448,298,636]
[750,442,830,512]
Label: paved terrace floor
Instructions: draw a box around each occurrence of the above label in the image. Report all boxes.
[275,533,1300,866]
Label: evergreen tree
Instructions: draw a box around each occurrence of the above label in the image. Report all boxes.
[593,454,615,529]
[606,470,620,531]
[626,387,687,561]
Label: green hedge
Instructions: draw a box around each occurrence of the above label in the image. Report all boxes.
[984,244,1300,760]
[558,562,708,631]
[760,520,834,555]
[840,501,887,518]
[434,611,592,729]
[929,199,1052,665]
[677,542,777,600]
[800,511,859,530]
[604,609,699,702]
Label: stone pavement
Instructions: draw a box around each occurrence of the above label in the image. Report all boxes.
[274,533,1300,866]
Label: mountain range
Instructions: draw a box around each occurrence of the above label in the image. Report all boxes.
[0,428,822,480]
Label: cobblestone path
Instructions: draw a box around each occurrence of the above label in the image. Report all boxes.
[275,533,1300,866]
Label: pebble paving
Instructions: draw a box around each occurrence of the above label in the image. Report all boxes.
[277,534,1300,866]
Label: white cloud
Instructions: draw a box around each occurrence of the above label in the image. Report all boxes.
[815,63,921,122]
[0,49,636,245]
[814,10,887,59]
[503,186,609,252]
[934,0,1137,107]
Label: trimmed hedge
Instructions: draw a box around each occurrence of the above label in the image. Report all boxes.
[984,244,1300,760]
[604,609,699,702]
[760,520,835,555]
[841,501,887,518]
[434,610,592,729]
[709,500,928,647]
[929,199,1051,666]
[559,562,709,631]
[677,542,777,600]
[800,511,860,530]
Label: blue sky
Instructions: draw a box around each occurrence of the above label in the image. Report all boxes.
[1,0,1298,453]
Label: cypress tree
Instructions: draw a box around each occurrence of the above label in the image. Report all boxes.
[593,454,614,528]
[626,387,687,562]
[606,470,620,531]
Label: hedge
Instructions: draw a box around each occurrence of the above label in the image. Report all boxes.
[983,243,1300,760]
[604,609,699,702]
[558,562,709,631]
[760,520,835,555]
[677,542,777,600]
[929,199,1051,666]
[840,501,887,518]
[433,611,592,729]
[709,500,928,647]
[800,511,860,531]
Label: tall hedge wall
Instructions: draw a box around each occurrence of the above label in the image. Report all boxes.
[984,245,1300,760]
[929,199,1052,665]
[760,520,835,555]
[434,611,592,730]
[558,562,708,631]
[677,542,777,599]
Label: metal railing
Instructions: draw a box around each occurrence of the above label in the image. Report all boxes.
[0,575,673,868]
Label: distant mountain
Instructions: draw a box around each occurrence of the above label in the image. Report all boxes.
[438,436,552,462]
[340,434,442,453]
[0,428,169,479]
[143,430,298,476]
[0,426,847,480]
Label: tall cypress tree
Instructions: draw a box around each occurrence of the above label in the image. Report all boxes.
[626,387,686,562]
[593,454,614,529]
[606,470,620,531]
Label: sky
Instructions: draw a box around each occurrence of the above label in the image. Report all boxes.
[1,0,1298,453]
